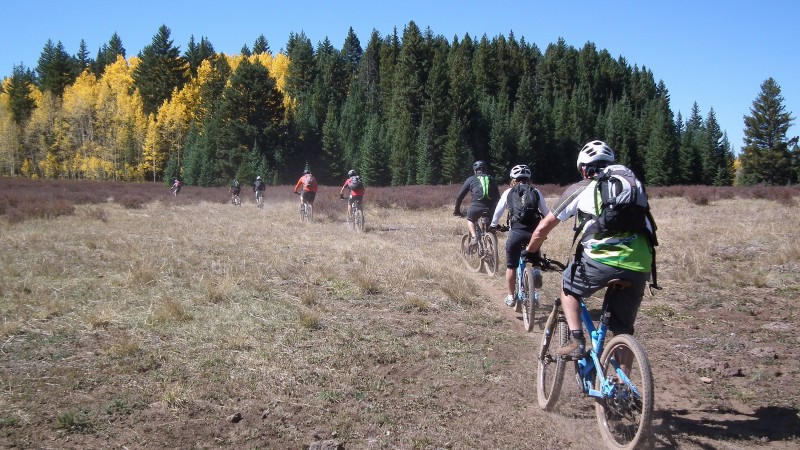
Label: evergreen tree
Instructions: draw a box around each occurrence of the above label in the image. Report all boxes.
[134,25,189,116]
[184,35,215,77]
[321,100,343,182]
[5,64,36,125]
[93,32,125,75]
[703,108,732,185]
[239,44,252,57]
[36,39,75,96]
[339,79,368,172]
[442,114,470,184]
[74,39,93,75]
[677,102,703,184]
[739,78,797,185]
[341,27,362,79]
[216,58,285,181]
[252,34,270,54]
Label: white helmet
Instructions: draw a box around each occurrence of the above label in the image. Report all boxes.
[576,140,615,171]
[256,176,261,180]
[509,164,531,180]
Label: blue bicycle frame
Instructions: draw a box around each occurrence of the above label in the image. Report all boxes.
[574,299,641,401]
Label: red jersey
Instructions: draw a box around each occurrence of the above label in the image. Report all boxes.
[293,174,318,193]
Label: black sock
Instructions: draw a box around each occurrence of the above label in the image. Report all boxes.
[570,330,585,342]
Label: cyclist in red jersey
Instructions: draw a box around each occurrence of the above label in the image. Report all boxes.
[293,168,318,211]
[339,170,365,221]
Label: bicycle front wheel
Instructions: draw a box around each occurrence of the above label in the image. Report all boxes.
[482,232,499,276]
[536,307,568,411]
[595,334,654,450]
[354,209,364,232]
[521,267,539,332]
[460,235,483,272]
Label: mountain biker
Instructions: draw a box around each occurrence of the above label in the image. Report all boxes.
[229,178,241,203]
[339,169,365,221]
[453,160,500,247]
[253,175,266,206]
[489,165,549,310]
[523,140,654,359]
[293,167,318,211]
[170,179,182,196]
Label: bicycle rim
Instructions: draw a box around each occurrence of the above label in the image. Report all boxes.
[307,203,313,223]
[482,233,499,276]
[354,210,364,232]
[537,311,568,411]
[460,235,482,272]
[595,334,654,450]
[522,268,537,332]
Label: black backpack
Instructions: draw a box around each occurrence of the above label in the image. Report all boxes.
[232,180,240,189]
[255,179,265,191]
[507,183,542,227]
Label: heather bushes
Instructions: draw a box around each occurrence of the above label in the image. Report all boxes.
[1,178,798,224]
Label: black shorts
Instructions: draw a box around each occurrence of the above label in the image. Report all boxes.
[561,256,650,335]
[349,195,363,205]
[505,229,534,269]
[301,191,316,203]
[232,189,241,195]
[466,204,491,223]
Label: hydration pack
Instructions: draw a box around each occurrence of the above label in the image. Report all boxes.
[303,174,317,190]
[348,175,363,190]
[593,165,650,235]
[507,184,542,227]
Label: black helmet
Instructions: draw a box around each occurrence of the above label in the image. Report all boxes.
[348,170,357,177]
[472,160,487,173]
[303,168,311,174]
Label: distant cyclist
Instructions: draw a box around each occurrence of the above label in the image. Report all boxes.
[170,179,182,196]
[293,167,318,211]
[229,178,241,203]
[453,160,500,247]
[253,175,266,207]
[490,164,549,309]
[339,169,365,222]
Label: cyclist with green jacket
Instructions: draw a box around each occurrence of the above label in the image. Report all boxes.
[453,160,500,247]
[523,141,654,359]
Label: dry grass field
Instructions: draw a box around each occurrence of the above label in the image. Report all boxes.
[1,180,799,449]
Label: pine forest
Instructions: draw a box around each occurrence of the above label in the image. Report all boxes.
[1,22,795,188]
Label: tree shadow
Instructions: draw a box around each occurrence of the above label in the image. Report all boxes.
[651,406,800,449]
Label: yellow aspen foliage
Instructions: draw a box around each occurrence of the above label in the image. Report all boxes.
[61,71,98,150]
[94,56,148,180]
[142,115,168,180]
[20,159,36,178]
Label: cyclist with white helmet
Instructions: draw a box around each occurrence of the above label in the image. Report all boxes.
[453,160,500,247]
[490,164,549,309]
[340,169,365,221]
[253,175,266,208]
[523,140,654,359]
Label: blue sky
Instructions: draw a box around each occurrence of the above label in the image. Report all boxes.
[2,1,798,154]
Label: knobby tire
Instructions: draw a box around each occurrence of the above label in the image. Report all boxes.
[536,306,568,411]
[354,208,364,232]
[483,232,499,276]
[595,334,654,450]
[461,235,483,272]
[522,267,539,332]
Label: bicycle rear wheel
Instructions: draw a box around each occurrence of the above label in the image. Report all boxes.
[354,209,364,232]
[521,267,539,332]
[460,235,482,272]
[306,203,313,223]
[595,334,654,450]
[536,307,568,411]
[482,232,499,276]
